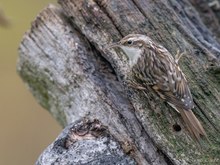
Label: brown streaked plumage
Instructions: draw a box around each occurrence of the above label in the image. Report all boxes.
[106,34,206,141]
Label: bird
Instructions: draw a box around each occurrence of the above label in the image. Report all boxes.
[106,34,207,141]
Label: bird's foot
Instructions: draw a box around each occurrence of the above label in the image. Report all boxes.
[175,50,185,63]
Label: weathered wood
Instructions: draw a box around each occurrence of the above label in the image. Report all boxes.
[17,0,220,164]
[36,119,137,165]
[18,5,166,165]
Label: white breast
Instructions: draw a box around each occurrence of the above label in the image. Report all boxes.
[120,46,142,66]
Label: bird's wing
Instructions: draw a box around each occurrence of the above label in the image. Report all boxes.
[146,45,194,110]
[157,47,193,110]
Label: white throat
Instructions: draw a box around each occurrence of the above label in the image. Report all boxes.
[120,46,142,66]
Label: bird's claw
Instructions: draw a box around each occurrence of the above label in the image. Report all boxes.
[175,50,186,64]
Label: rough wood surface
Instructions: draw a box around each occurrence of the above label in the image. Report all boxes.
[17,0,220,164]
[36,119,137,165]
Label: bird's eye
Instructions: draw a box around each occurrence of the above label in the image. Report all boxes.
[127,40,133,45]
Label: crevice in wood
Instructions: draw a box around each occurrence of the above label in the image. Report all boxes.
[167,0,220,62]
[130,0,156,31]
[189,0,220,42]
[193,99,220,133]
[94,0,124,37]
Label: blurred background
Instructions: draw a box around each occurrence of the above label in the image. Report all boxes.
[0,0,61,164]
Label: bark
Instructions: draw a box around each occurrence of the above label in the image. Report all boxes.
[17,0,220,165]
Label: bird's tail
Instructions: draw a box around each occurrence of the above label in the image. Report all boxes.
[179,109,207,141]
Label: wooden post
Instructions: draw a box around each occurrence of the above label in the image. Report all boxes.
[18,1,220,164]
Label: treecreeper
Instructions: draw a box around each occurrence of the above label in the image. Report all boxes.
[106,34,207,142]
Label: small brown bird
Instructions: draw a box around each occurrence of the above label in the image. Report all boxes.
[106,34,206,141]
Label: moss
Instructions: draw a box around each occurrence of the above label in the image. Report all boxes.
[18,62,67,127]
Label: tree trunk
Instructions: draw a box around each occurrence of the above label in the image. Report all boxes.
[17,0,220,164]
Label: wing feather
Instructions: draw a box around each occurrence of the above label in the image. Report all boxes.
[136,45,194,110]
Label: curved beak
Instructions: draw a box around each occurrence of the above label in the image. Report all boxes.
[104,42,120,51]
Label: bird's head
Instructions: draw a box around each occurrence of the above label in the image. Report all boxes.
[106,34,153,66]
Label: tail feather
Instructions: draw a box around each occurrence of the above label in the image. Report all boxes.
[179,109,207,141]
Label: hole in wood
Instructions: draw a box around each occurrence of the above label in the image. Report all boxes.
[173,123,181,132]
